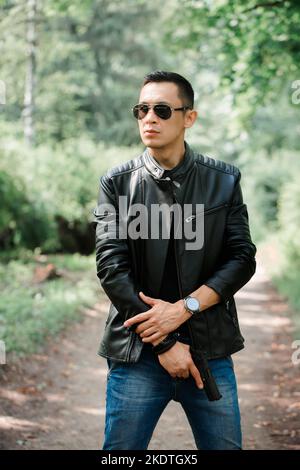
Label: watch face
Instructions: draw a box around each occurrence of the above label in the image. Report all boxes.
[186,297,199,312]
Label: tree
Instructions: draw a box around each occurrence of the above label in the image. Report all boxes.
[0,0,176,146]
[22,0,38,145]
[166,0,300,114]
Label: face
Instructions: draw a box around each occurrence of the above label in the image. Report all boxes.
[136,81,197,150]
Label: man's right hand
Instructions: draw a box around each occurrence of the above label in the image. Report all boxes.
[157,342,203,389]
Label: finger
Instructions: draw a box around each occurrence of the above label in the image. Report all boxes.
[139,291,159,306]
[141,331,162,343]
[140,326,157,338]
[189,363,204,389]
[135,321,152,335]
[123,312,151,327]
[177,372,189,379]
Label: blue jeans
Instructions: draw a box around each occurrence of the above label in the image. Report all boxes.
[102,341,242,450]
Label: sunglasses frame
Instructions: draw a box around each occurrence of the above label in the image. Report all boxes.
[132,103,191,120]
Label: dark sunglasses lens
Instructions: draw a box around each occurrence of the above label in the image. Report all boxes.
[133,104,148,119]
[154,105,172,119]
[132,104,172,119]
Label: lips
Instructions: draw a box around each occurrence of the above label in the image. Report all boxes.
[144,129,159,134]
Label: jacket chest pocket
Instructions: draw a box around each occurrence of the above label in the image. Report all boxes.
[186,203,229,222]
[184,203,229,250]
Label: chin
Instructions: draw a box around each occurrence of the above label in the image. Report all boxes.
[142,137,165,148]
[145,143,162,149]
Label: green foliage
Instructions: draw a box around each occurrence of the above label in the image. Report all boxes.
[0,137,142,252]
[46,251,95,271]
[275,175,300,318]
[238,150,300,242]
[248,164,300,337]
[166,0,300,114]
[0,0,174,146]
[0,0,299,328]
[278,176,300,264]
[0,254,99,355]
[0,169,55,250]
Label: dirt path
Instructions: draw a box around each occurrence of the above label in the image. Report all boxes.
[0,249,299,450]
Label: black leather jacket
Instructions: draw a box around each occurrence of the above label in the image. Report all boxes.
[92,141,256,363]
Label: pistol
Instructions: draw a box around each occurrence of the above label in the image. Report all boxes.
[190,347,222,401]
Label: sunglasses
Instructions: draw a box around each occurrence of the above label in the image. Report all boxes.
[132,103,191,120]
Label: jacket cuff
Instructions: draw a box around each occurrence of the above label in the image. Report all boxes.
[203,281,228,304]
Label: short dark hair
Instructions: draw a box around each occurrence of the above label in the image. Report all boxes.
[142,70,194,109]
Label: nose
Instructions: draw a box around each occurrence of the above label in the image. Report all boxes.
[144,106,158,123]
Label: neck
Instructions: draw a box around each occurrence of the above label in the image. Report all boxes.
[147,139,186,170]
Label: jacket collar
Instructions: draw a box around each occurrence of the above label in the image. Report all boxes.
[143,141,195,180]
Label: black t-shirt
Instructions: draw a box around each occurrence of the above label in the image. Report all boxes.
[158,208,190,339]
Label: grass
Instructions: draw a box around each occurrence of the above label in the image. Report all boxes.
[0,252,100,356]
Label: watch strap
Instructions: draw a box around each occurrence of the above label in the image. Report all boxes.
[152,333,177,355]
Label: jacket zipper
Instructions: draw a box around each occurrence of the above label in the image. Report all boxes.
[168,180,196,351]
[225,298,238,326]
[126,172,145,362]
[185,203,229,222]
[203,203,229,215]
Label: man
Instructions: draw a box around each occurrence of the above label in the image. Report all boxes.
[93,71,256,450]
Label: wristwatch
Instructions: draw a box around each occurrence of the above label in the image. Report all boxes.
[183,296,201,316]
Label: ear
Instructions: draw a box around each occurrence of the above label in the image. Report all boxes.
[184,109,198,129]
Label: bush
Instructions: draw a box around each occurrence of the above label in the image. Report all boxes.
[239,149,300,242]
[0,170,56,250]
[0,137,142,253]
[275,176,300,317]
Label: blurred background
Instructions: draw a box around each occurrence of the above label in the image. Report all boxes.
[0,0,299,450]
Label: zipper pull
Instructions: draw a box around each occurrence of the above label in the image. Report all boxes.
[185,215,196,223]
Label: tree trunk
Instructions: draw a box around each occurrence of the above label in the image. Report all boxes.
[22,0,37,145]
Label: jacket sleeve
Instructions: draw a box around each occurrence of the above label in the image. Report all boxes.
[204,170,257,302]
[92,174,150,323]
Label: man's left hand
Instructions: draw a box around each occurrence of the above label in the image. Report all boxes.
[123,292,188,343]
